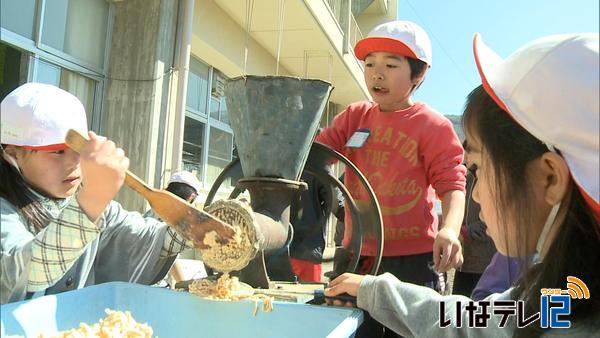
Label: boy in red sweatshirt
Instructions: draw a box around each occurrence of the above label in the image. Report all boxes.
[316,20,466,292]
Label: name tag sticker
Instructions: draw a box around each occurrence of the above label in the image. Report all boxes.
[346,128,370,148]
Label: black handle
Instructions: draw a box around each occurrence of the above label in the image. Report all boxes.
[313,289,357,304]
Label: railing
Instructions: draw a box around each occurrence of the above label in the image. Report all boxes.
[324,0,342,30]
[348,13,363,53]
[323,0,363,56]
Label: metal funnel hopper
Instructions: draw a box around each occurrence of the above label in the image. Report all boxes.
[225,76,333,181]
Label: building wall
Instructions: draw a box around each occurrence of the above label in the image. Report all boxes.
[191,0,291,78]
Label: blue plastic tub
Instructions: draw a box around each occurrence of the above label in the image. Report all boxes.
[0,282,363,337]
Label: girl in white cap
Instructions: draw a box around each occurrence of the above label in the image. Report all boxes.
[0,83,189,304]
[325,33,599,336]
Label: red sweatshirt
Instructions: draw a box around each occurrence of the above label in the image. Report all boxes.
[316,101,466,256]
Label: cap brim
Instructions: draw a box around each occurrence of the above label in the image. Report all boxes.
[354,37,419,61]
[473,33,512,114]
[23,143,69,151]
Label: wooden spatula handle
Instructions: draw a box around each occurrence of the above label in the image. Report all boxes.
[123,171,153,195]
[65,129,153,196]
[64,129,89,153]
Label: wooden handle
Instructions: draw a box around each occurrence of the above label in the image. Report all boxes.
[123,171,153,195]
[64,129,89,153]
[65,129,153,196]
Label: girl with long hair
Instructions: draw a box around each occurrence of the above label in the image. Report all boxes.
[325,33,600,337]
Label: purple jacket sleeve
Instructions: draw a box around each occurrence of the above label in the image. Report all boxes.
[471,252,525,301]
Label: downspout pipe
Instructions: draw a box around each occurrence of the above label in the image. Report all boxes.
[171,0,195,171]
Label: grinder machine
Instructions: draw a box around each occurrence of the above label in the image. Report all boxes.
[199,76,384,300]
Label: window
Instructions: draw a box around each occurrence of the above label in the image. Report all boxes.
[186,58,209,115]
[207,70,233,187]
[208,95,230,124]
[209,96,220,120]
[35,59,98,129]
[41,0,109,69]
[208,96,229,124]
[184,58,235,191]
[182,116,206,180]
[207,127,233,186]
[0,0,36,40]
[210,70,229,123]
[0,43,25,99]
[220,99,229,124]
[184,58,210,183]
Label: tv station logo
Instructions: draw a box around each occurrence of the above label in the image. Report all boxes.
[539,276,589,328]
[439,276,590,329]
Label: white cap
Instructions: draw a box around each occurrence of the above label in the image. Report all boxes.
[473,33,599,219]
[1,83,88,151]
[354,20,432,66]
[168,171,202,193]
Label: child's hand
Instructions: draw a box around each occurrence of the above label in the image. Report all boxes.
[433,227,463,272]
[325,273,364,306]
[77,131,129,221]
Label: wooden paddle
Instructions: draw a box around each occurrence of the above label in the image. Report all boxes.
[65,129,236,250]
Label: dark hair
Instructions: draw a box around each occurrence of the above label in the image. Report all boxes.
[406,58,427,80]
[166,182,197,202]
[462,86,600,336]
[406,57,427,91]
[0,148,50,232]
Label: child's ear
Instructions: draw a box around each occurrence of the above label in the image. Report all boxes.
[538,152,571,205]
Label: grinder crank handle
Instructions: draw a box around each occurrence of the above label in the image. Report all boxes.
[313,289,357,305]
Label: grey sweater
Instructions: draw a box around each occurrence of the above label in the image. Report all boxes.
[1,194,180,304]
[357,273,600,337]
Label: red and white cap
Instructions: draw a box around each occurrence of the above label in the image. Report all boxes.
[1,83,88,151]
[168,170,202,193]
[473,33,599,219]
[354,20,432,65]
